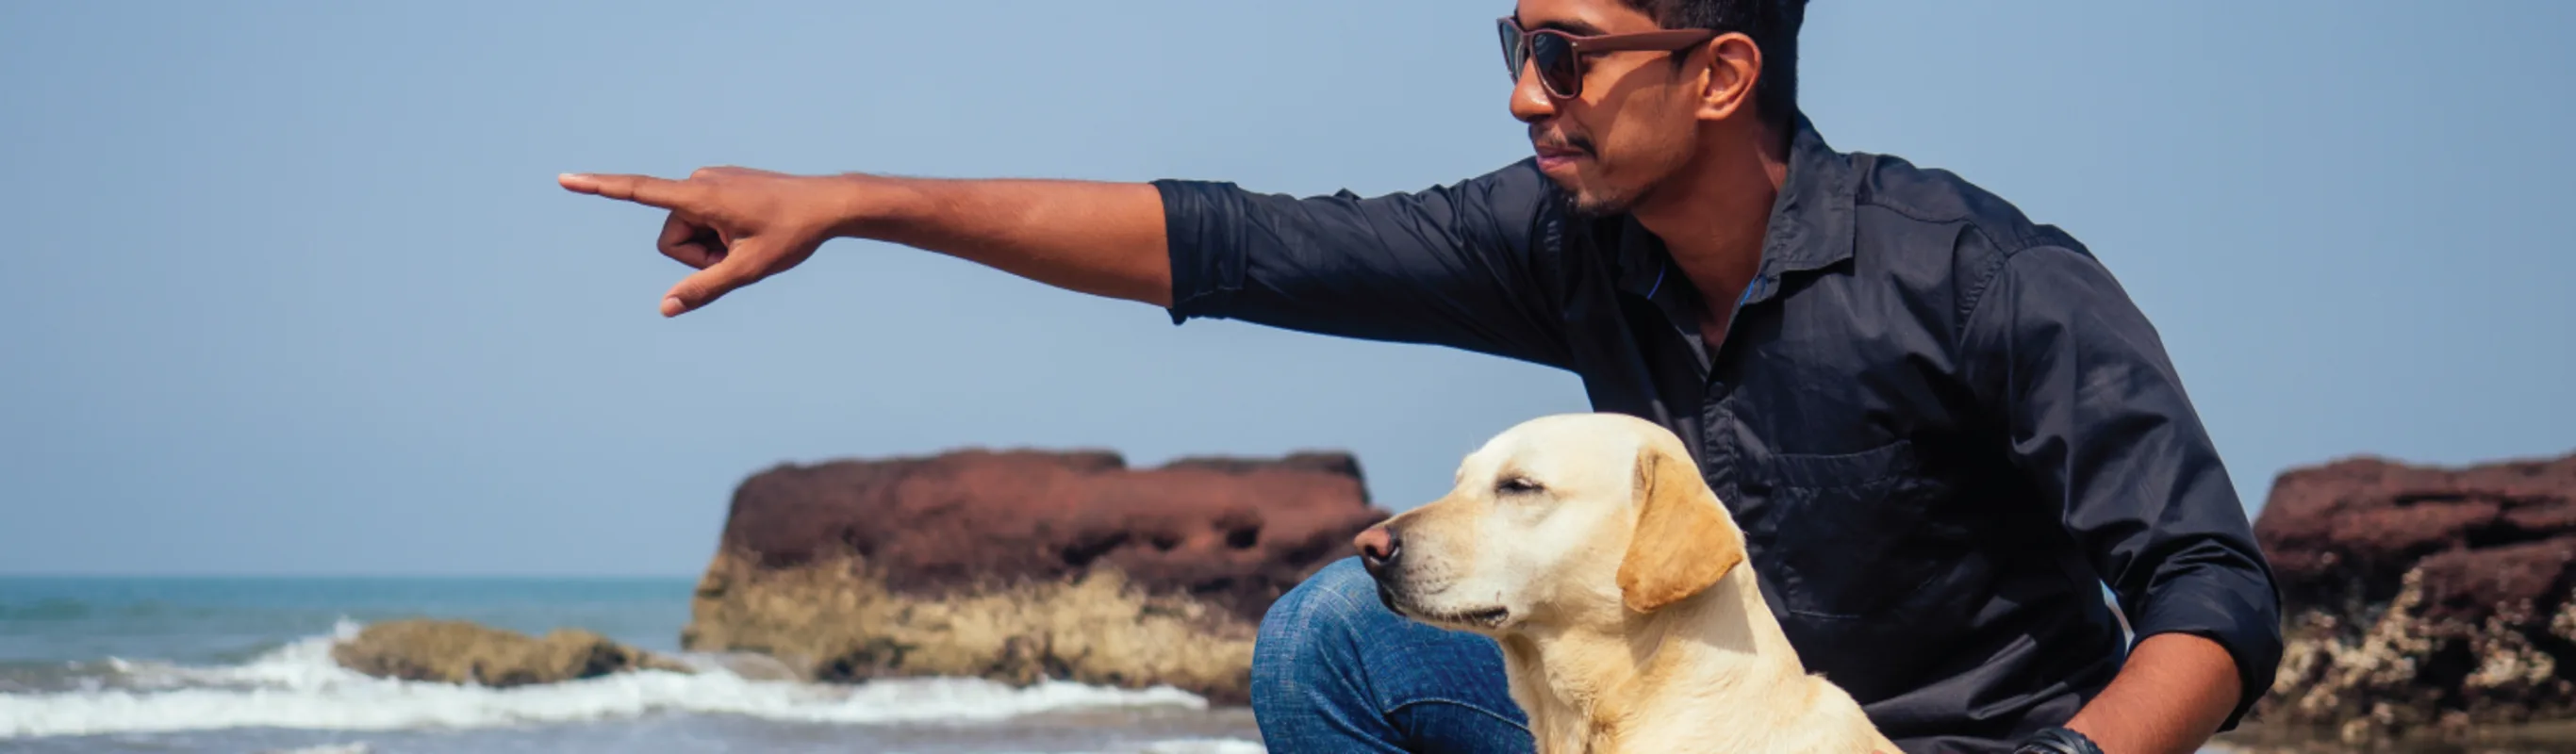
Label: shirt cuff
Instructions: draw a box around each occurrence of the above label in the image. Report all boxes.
[1152,178,1245,325]
[2127,567,2284,731]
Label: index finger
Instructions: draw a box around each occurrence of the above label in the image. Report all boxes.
[558,172,701,210]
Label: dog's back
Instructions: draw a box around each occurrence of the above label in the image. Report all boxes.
[1549,564,1902,754]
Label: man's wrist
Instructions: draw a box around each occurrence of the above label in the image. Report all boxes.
[2014,727,2105,754]
[818,172,897,240]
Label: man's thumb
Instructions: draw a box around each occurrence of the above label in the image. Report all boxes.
[661,254,760,317]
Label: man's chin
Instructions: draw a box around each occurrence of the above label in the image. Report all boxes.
[1537,164,1652,220]
[1536,174,1630,220]
[1558,188,1633,221]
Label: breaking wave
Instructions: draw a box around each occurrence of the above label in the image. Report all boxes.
[0,619,1214,739]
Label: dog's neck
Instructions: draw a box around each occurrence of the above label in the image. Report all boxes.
[1497,566,1858,754]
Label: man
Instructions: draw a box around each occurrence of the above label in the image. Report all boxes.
[558,1,2282,752]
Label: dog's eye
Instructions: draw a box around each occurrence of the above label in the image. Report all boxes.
[1496,477,1544,495]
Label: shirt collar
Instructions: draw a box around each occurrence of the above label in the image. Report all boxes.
[1609,112,1858,299]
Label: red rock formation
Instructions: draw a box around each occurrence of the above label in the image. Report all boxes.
[2257,452,2576,615]
[714,448,1384,622]
[682,447,1390,703]
[2248,451,2576,740]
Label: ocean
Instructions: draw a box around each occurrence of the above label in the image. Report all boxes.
[5,576,2440,754]
[0,576,1262,753]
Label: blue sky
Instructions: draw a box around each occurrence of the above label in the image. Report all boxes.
[3,1,2568,576]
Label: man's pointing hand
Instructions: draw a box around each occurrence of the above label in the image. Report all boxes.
[560,165,1174,313]
[559,167,856,317]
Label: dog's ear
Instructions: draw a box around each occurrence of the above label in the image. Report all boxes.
[1615,444,1744,614]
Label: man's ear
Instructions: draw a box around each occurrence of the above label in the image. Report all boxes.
[1694,31,1762,123]
[1615,444,1744,614]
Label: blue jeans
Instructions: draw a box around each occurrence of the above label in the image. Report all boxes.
[1249,557,1536,754]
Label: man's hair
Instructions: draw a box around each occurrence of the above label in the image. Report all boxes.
[1621,0,1808,130]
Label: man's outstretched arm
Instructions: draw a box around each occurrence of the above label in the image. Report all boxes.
[560,168,1173,317]
[559,162,1575,369]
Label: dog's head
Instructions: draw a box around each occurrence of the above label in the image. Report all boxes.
[1356,413,1747,635]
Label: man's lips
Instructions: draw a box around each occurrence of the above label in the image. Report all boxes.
[1534,144,1589,170]
[1530,121,1591,169]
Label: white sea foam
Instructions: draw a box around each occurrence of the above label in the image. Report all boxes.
[0,619,1211,739]
[256,746,372,754]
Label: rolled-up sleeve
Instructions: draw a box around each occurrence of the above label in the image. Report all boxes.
[1152,159,1573,369]
[1959,244,2285,729]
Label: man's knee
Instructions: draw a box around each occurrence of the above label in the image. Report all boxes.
[1253,557,1384,682]
[1251,557,1533,754]
[1251,557,1395,751]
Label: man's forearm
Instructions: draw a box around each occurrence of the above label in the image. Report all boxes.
[563,167,1180,317]
[2061,632,2243,754]
[849,175,1174,307]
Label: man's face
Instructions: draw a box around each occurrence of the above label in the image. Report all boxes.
[1509,0,1707,218]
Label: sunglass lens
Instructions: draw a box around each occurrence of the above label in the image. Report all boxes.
[1530,33,1580,97]
[1497,21,1526,80]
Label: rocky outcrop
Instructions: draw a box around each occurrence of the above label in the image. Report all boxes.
[2249,451,2576,742]
[332,619,690,686]
[680,448,1387,704]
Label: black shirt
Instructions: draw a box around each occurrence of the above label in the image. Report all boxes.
[1151,114,2282,754]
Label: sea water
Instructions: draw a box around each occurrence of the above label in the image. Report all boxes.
[2,576,2422,754]
[0,577,1261,753]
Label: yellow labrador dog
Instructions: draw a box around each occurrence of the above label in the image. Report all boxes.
[1353,413,1899,754]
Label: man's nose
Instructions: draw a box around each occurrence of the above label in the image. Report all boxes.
[1354,525,1403,572]
[1504,59,1556,123]
[1509,63,1557,123]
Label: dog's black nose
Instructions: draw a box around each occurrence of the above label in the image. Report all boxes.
[1355,525,1402,571]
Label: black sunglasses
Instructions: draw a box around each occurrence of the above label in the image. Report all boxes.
[1496,17,1718,99]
